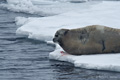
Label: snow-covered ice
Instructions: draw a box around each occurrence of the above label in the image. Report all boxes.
[0,0,89,15]
[16,1,120,41]
[49,44,120,72]
[13,0,120,72]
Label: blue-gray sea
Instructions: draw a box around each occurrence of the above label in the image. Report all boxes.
[0,1,120,80]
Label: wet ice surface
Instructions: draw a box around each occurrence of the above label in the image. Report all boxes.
[0,6,120,80]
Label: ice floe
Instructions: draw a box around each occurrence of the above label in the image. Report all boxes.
[14,1,120,72]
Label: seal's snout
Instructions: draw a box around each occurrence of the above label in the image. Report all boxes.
[53,38,57,43]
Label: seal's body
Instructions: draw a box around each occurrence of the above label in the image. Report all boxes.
[53,25,120,55]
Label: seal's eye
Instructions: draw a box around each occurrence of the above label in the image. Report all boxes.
[55,35,58,37]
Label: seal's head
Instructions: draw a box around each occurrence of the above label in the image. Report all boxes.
[53,29,69,46]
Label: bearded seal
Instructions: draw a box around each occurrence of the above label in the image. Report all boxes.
[53,25,120,55]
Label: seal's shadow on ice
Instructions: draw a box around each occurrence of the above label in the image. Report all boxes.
[53,25,120,55]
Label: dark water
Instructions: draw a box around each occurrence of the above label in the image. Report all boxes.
[0,4,120,80]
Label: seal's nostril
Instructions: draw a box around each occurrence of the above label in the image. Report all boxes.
[53,38,55,42]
